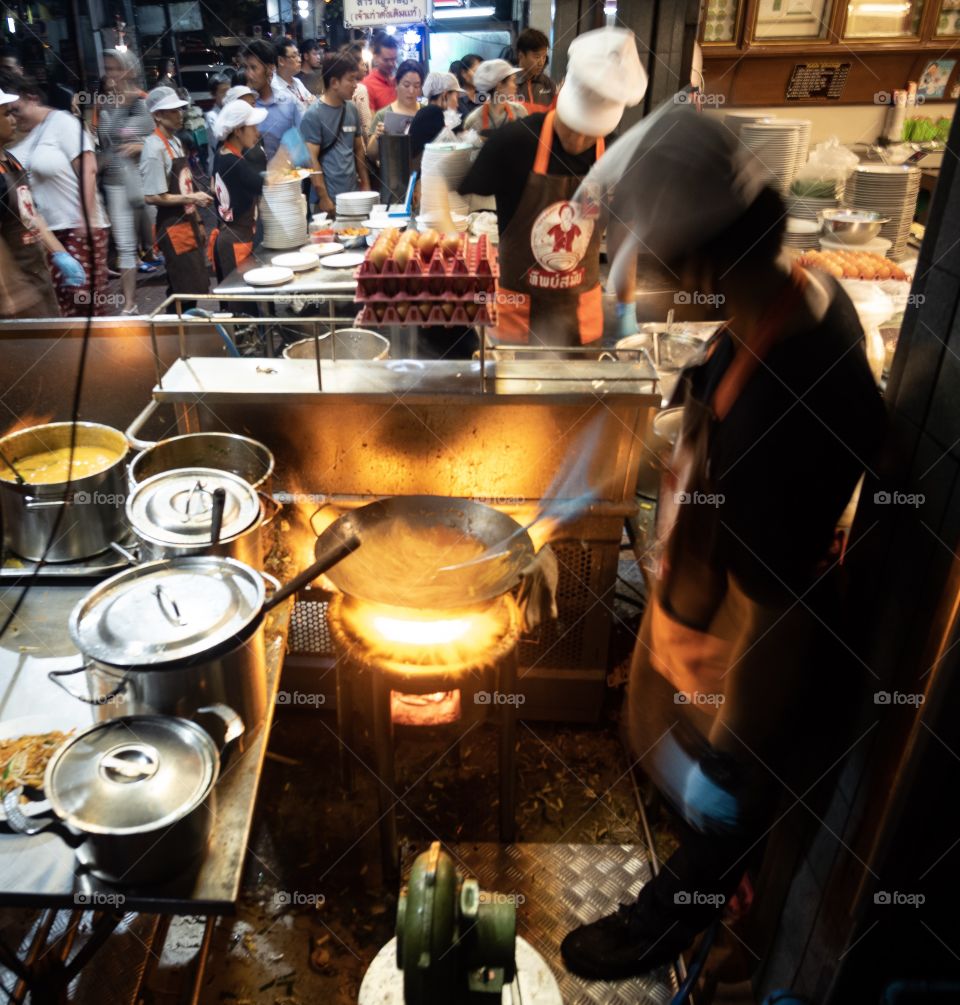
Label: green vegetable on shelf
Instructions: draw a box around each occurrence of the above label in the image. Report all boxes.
[790,178,838,198]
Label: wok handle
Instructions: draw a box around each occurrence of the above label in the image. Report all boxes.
[263,529,361,612]
[48,665,129,706]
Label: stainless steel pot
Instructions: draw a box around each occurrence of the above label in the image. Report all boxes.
[3,707,242,885]
[52,541,362,743]
[0,421,129,562]
[127,429,274,492]
[283,329,390,361]
[637,407,684,499]
[126,467,264,567]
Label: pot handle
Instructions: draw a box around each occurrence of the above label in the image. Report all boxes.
[125,399,161,451]
[48,664,129,706]
[2,787,83,848]
[194,704,245,759]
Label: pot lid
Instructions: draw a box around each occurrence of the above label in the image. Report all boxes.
[127,468,260,546]
[69,557,265,667]
[46,716,216,834]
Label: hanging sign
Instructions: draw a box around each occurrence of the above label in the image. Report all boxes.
[343,0,428,27]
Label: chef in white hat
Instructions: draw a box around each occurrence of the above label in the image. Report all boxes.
[458,28,646,351]
[463,59,527,134]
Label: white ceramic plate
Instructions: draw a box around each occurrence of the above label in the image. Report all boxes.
[271,252,320,272]
[0,714,85,821]
[321,252,366,269]
[244,266,295,287]
[301,242,344,257]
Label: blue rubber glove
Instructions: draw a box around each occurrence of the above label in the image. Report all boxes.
[682,762,742,834]
[280,127,311,168]
[52,251,86,288]
[616,300,638,338]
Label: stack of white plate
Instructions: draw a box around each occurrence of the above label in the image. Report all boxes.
[421,142,474,218]
[842,164,921,261]
[336,191,378,221]
[775,118,812,178]
[787,192,840,222]
[783,217,820,250]
[260,179,308,249]
[723,112,774,136]
[416,212,469,233]
[739,122,801,195]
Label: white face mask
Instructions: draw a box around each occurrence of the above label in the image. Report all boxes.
[443,108,462,129]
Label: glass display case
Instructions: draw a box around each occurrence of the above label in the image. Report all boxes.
[701,0,740,41]
[754,0,834,38]
[936,0,960,35]
[843,0,924,37]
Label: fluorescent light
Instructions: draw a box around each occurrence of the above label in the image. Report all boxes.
[432,5,496,18]
[6,16,14,32]
[385,24,396,33]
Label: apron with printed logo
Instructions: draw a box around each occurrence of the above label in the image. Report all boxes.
[153,129,208,295]
[493,111,604,347]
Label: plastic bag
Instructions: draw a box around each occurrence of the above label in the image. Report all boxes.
[791,138,859,199]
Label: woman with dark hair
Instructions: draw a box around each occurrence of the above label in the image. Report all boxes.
[366,59,423,165]
[453,53,482,118]
[6,72,110,316]
[204,71,232,173]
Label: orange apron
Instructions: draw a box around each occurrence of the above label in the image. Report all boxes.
[649,266,810,703]
[517,77,552,116]
[481,101,517,131]
[493,111,604,347]
[152,128,208,295]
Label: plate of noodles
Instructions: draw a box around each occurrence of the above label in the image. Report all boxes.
[0,716,81,821]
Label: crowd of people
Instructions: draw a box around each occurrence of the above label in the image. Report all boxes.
[0,28,558,317]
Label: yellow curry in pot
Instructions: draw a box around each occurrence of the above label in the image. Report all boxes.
[0,446,121,484]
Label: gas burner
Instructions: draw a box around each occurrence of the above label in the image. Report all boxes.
[327,593,522,881]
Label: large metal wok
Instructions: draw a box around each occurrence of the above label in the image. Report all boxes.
[314,496,535,609]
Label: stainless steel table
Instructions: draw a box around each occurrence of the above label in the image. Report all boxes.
[0,581,291,914]
[212,246,359,297]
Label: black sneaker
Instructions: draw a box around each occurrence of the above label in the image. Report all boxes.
[560,902,696,981]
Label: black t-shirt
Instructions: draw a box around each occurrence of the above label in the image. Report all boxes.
[409,105,446,161]
[212,146,264,228]
[675,275,886,607]
[458,113,602,235]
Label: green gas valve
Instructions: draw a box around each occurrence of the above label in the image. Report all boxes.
[395,842,517,1005]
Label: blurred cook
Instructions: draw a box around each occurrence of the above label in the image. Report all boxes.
[211,99,267,282]
[458,28,646,351]
[462,59,526,135]
[140,85,213,296]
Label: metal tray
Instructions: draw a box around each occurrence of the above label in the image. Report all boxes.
[0,535,135,581]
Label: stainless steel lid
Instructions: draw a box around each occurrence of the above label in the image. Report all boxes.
[69,557,265,667]
[45,716,216,833]
[126,468,260,546]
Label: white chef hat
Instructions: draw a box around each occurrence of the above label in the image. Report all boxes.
[223,85,256,105]
[573,100,769,287]
[473,59,521,96]
[556,28,647,137]
[214,99,268,142]
[423,72,464,100]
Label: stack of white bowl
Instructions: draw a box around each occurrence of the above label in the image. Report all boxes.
[787,188,841,222]
[335,190,378,224]
[739,122,801,196]
[416,212,468,233]
[842,164,921,261]
[783,217,820,250]
[260,179,308,249]
[421,142,473,218]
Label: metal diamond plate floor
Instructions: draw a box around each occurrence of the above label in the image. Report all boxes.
[404,842,679,1005]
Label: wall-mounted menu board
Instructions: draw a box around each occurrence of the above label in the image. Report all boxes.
[785,61,852,99]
